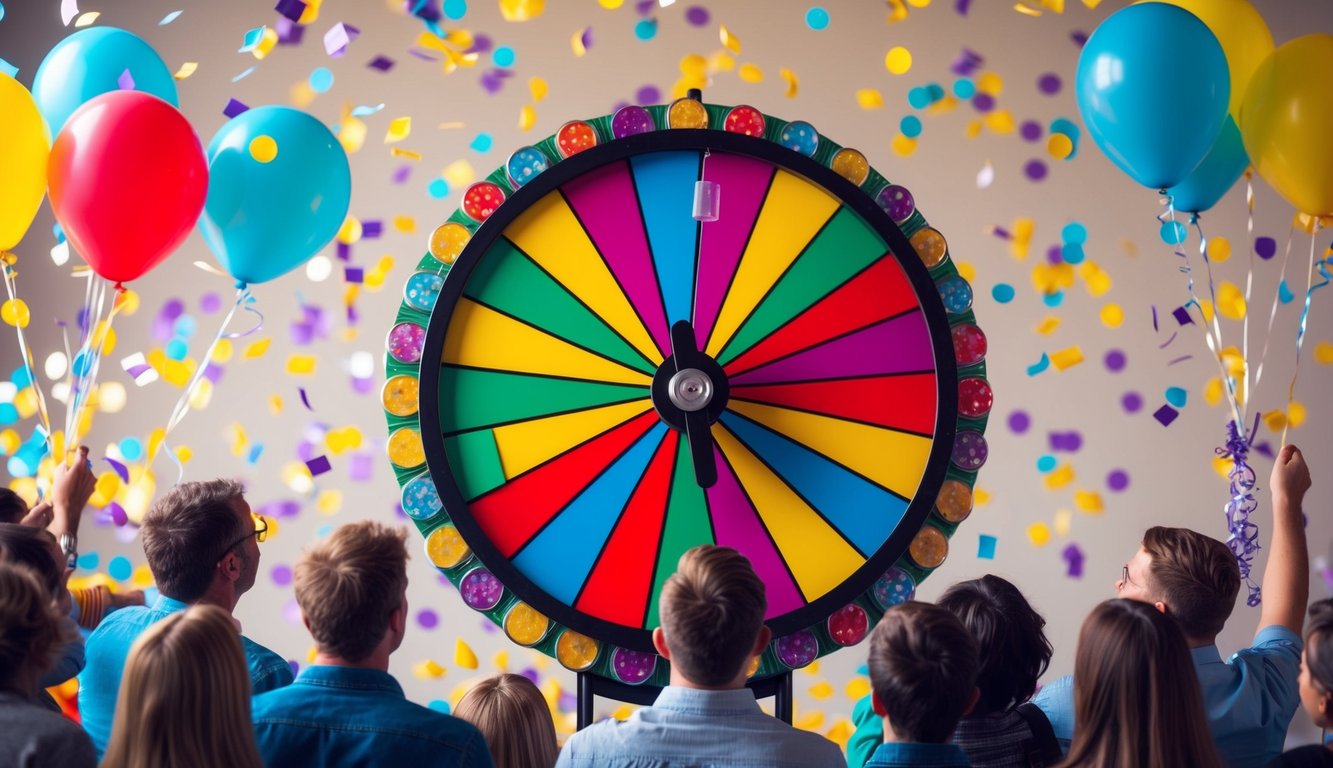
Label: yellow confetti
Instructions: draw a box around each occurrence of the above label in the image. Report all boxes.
[808,681,834,700]
[984,110,1015,134]
[598,0,624,7]
[499,0,545,21]
[1203,376,1224,407]
[1011,218,1035,260]
[973,487,991,506]
[390,148,422,161]
[845,677,871,699]
[384,117,412,144]
[1289,401,1307,428]
[338,115,367,154]
[392,216,416,233]
[1211,454,1233,479]
[1216,281,1246,320]
[976,72,1003,96]
[268,395,284,415]
[243,337,271,359]
[804,660,821,676]
[1074,490,1104,514]
[289,81,316,108]
[795,711,825,731]
[891,134,917,157]
[719,24,742,54]
[1100,303,1124,328]
[74,11,100,27]
[413,659,447,679]
[738,63,764,83]
[1265,410,1287,432]
[173,62,198,80]
[519,104,537,132]
[611,704,635,721]
[955,260,976,283]
[825,718,855,748]
[249,136,278,163]
[571,28,589,57]
[442,160,476,188]
[1208,236,1231,262]
[885,47,912,75]
[298,0,322,24]
[1053,508,1072,536]
[529,76,548,102]
[777,67,799,98]
[855,89,884,110]
[174,445,193,464]
[1027,522,1052,547]
[1044,464,1075,489]
[1014,3,1042,16]
[0,429,20,455]
[1314,341,1333,364]
[316,489,343,515]
[252,27,280,60]
[286,355,317,375]
[337,217,362,245]
[114,289,139,316]
[162,360,192,388]
[1050,346,1084,370]
[455,639,478,669]
[965,119,984,139]
[1,299,30,328]
[886,0,908,22]
[1048,134,1073,159]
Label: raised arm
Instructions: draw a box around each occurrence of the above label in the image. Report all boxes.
[1257,444,1311,638]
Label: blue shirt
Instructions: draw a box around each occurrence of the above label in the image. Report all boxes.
[251,665,493,768]
[555,686,845,767]
[1033,624,1301,768]
[79,595,293,755]
[865,742,972,767]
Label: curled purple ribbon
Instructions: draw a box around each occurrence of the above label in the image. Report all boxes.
[1217,415,1262,606]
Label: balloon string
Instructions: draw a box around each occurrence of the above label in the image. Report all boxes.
[1281,221,1331,448]
[1217,416,1262,607]
[1241,172,1256,417]
[1251,223,1297,395]
[62,276,105,457]
[154,286,255,484]
[1190,214,1244,422]
[64,278,125,460]
[0,254,54,456]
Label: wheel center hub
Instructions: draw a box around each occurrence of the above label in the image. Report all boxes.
[668,368,713,412]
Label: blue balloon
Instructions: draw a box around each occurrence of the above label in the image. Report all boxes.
[1075,3,1229,190]
[198,107,351,287]
[32,27,178,135]
[1167,116,1248,214]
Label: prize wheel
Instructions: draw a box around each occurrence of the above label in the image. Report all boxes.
[383,98,992,687]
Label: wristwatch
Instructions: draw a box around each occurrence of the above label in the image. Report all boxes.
[59,532,78,570]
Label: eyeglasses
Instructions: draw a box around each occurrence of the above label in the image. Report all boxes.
[218,514,268,561]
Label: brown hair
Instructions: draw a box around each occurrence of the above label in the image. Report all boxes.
[0,523,62,598]
[294,520,409,662]
[1141,526,1239,639]
[868,601,979,743]
[938,574,1052,714]
[1059,599,1221,768]
[141,479,247,601]
[0,562,76,691]
[0,488,26,524]
[102,605,261,768]
[455,674,558,768]
[658,545,767,686]
[1303,600,1333,702]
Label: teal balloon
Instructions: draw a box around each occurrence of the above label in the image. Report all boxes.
[1075,3,1229,190]
[1167,116,1248,214]
[33,27,178,135]
[199,107,351,286]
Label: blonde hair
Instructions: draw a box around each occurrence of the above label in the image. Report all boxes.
[294,520,409,662]
[0,562,75,691]
[659,545,766,686]
[455,674,558,768]
[101,605,262,768]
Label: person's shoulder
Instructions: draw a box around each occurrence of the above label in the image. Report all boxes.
[1266,744,1333,768]
[87,603,152,640]
[774,720,845,756]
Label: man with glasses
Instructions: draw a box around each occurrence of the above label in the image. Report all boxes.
[78,478,294,755]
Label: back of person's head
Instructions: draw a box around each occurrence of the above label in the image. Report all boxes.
[0,561,75,691]
[141,478,246,601]
[868,601,979,743]
[455,674,558,768]
[938,574,1052,715]
[1300,599,1333,723]
[1141,526,1239,639]
[658,545,766,686]
[1061,598,1220,768]
[294,520,408,662]
[101,604,262,768]
[0,523,63,598]
[0,488,25,524]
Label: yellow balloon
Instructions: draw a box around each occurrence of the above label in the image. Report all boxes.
[0,74,51,252]
[1140,0,1273,118]
[1240,34,1333,215]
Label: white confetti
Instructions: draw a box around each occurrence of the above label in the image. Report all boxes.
[976,160,994,189]
[60,0,78,25]
[50,241,69,267]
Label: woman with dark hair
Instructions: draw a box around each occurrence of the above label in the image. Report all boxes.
[1058,598,1221,768]
[1267,599,1333,767]
[849,575,1060,767]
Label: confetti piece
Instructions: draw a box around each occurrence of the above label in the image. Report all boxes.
[61,0,78,25]
[519,104,536,131]
[1026,353,1050,376]
[1,299,30,328]
[808,681,834,700]
[305,455,331,476]
[1049,347,1084,371]
[976,161,994,189]
[1062,543,1085,577]
[1026,523,1051,547]
[240,26,267,52]
[1053,509,1072,536]
[324,22,359,57]
[845,677,871,700]
[1153,404,1179,426]
[0,58,16,78]
[890,135,917,157]
[413,659,446,679]
[1315,341,1333,365]
[1074,490,1103,514]
[779,67,799,98]
[338,115,367,153]
[571,27,590,57]
[977,534,997,559]
[1100,303,1124,328]
[855,89,884,110]
[1044,464,1074,489]
[73,11,99,26]
[173,61,198,79]
[385,116,411,143]
[737,63,764,83]
[719,24,742,54]
[885,46,912,75]
[455,639,479,669]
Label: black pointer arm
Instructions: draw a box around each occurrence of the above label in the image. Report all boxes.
[670,321,718,488]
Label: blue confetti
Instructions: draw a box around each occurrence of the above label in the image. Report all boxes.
[991,283,1015,303]
[899,115,922,138]
[428,699,452,714]
[0,58,16,78]
[1036,455,1057,473]
[1279,280,1294,304]
[159,10,182,25]
[1159,220,1188,246]
[907,87,930,110]
[78,553,100,570]
[443,0,467,19]
[0,403,17,425]
[470,132,493,152]
[108,556,133,582]
[1061,222,1087,244]
[1061,243,1085,264]
[1042,290,1064,307]
[239,26,267,53]
[634,18,658,40]
[952,78,975,99]
[1026,353,1050,376]
[1164,386,1187,408]
[805,6,830,30]
[165,339,188,361]
[309,67,334,93]
[492,46,515,68]
[119,437,144,461]
[427,178,449,199]
[977,535,997,559]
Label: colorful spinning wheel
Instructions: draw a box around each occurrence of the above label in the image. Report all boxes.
[384,98,992,688]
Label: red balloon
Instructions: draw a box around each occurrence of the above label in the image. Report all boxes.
[47,90,207,284]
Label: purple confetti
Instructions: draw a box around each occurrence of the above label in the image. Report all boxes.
[685,5,710,26]
[162,299,185,320]
[1122,392,1143,413]
[1071,31,1088,46]
[955,0,972,14]
[1007,410,1031,435]
[1107,469,1130,492]
[361,220,383,238]
[103,456,130,482]
[368,55,396,72]
[306,455,332,476]
[275,0,306,22]
[1046,244,1063,265]
[202,363,224,383]
[271,564,293,586]
[951,48,984,77]
[1151,305,1159,331]
[223,98,250,118]
[972,92,995,112]
[299,387,314,411]
[468,34,494,54]
[117,69,135,90]
[1020,120,1043,142]
[634,0,654,15]
[283,598,302,624]
[1024,159,1048,181]
[1037,73,1061,95]
[1172,306,1194,326]
[324,22,359,57]
[392,164,413,184]
[336,241,351,261]
[1153,404,1179,427]
[344,267,365,284]
[1253,441,1275,460]
[1104,349,1126,372]
[276,18,305,45]
[107,502,129,527]
[1062,543,1085,578]
[200,292,222,314]
[349,452,374,482]
[350,376,375,395]
[257,500,300,519]
[417,608,439,629]
[1048,431,1083,452]
[1255,236,1276,260]
[635,85,661,104]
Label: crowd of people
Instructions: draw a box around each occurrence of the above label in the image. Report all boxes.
[0,442,1325,767]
